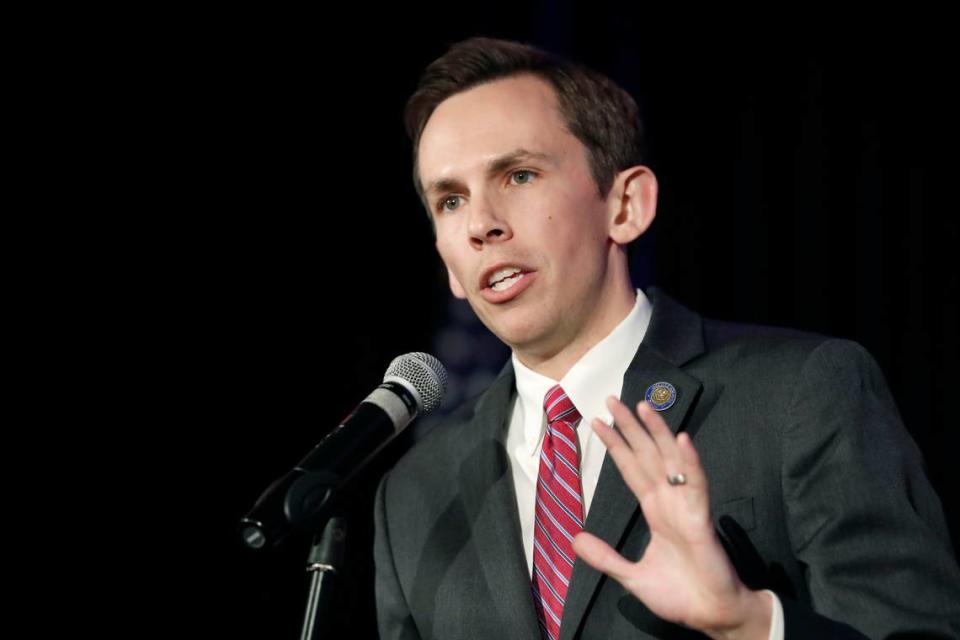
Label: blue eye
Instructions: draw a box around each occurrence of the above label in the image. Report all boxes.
[439,195,462,212]
[511,170,535,185]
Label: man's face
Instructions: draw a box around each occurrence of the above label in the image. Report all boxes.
[417,74,622,359]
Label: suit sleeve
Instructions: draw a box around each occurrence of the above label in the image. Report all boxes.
[374,471,423,640]
[780,339,960,638]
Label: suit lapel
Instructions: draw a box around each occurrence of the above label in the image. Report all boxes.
[560,289,706,640]
[458,363,542,640]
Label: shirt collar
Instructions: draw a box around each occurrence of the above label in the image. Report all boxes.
[512,288,653,454]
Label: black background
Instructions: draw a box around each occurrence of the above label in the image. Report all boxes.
[130,7,957,638]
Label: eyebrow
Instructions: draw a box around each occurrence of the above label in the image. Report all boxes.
[423,149,554,198]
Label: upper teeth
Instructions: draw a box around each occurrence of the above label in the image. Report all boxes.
[488,267,522,287]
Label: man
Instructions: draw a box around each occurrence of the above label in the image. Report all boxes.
[374,37,960,639]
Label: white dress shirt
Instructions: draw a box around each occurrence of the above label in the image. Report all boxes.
[505,289,783,639]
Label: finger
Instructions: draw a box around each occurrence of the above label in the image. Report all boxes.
[590,417,655,496]
[606,396,664,479]
[636,401,684,473]
[572,531,636,585]
[606,396,654,451]
[676,431,709,494]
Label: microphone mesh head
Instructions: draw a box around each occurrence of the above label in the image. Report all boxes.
[384,352,448,414]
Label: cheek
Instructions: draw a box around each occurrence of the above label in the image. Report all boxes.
[436,241,472,281]
[551,204,607,248]
[435,236,458,264]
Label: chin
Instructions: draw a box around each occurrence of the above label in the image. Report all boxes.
[480,304,555,351]
[495,325,551,355]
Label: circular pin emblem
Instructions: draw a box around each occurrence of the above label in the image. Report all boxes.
[645,381,677,411]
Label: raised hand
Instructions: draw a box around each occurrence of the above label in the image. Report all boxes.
[571,397,771,639]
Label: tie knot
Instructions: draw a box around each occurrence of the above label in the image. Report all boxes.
[543,384,581,427]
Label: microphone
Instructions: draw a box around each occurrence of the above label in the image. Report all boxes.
[239,352,448,550]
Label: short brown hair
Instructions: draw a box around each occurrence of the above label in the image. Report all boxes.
[405,37,645,206]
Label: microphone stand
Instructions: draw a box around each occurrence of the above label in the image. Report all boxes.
[300,516,348,640]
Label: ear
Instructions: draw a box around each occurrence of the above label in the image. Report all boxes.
[447,266,468,299]
[606,165,658,245]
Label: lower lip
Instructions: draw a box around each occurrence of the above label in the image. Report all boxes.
[479,271,536,304]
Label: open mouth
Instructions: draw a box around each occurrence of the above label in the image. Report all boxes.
[487,267,526,292]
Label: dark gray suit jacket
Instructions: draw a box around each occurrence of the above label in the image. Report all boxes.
[374,288,960,639]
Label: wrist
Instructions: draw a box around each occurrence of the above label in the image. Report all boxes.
[704,589,772,640]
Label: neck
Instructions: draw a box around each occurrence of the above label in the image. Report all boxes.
[514,278,637,380]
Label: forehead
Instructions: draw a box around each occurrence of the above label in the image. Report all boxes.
[417,75,578,187]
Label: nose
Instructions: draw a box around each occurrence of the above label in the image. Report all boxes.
[468,195,512,248]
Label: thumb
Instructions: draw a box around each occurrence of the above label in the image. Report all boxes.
[572,531,635,584]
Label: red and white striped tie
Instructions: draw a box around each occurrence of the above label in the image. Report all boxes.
[532,384,584,640]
